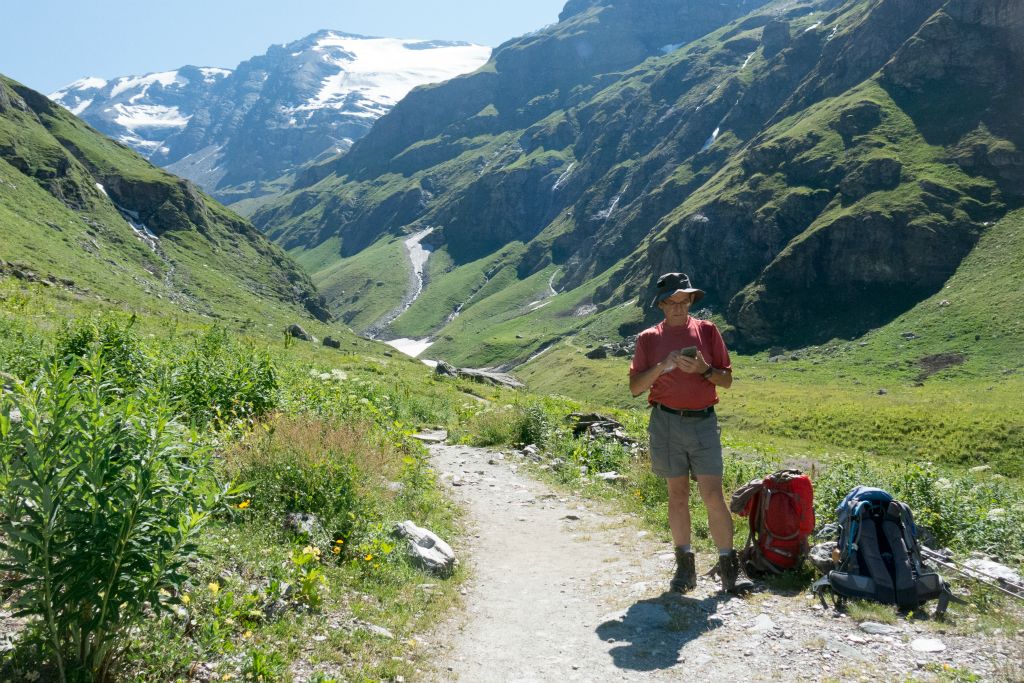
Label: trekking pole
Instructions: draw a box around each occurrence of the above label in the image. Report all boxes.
[920,548,1024,602]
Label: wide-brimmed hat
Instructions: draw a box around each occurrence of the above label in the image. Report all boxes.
[652,272,705,307]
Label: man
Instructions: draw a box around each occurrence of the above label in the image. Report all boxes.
[629,272,751,594]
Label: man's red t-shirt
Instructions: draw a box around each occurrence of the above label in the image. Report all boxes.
[629,317,731,410]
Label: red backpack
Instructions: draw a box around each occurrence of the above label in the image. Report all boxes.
[730,469,815,575]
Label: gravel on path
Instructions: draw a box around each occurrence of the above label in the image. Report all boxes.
[421,443,1022,683]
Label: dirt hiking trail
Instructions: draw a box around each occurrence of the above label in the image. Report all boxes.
[421,442,1021,682]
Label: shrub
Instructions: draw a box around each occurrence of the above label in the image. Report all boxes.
[0,355,230,681]
[0,317,47,381]
[54,315,151,392]
[164,328,279,428]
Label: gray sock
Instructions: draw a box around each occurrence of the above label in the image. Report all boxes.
[676,544,692,554]
[718,548,733,557]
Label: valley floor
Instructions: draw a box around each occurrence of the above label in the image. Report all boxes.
[423,442,1023,683]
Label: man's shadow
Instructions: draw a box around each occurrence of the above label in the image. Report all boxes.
[594,591,734,672]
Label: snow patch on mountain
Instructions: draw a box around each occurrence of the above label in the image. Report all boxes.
[112,103,189,129]
[296,33,490,115]
[109,71,183,99]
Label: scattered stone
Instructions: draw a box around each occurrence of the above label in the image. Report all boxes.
[968,464,991,473]
[352,620,395,640]
[860,621,901,636]
[749,614,776,632]
[809,541,838,575]
[322,336,342,349]
[939,299,951,307]
[562,514,581,521]
[393,520,457,576]
[901,331,918,340]
[877,388,888,395]
[910,638,946,653]
[412,429,448,443]
[596,471,625,482]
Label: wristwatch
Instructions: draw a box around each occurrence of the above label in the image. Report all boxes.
[702,366,715,380]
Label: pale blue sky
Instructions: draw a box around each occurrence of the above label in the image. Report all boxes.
[2,1,568,94]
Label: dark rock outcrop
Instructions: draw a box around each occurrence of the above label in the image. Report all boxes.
[286,324,314,341]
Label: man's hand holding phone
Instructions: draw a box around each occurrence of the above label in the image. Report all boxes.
[673,346,709,374]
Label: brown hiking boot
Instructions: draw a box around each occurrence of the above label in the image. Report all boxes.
[715,550,754,594]
[670,548,696,593]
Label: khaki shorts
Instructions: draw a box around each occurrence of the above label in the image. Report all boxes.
[647,406,723,478]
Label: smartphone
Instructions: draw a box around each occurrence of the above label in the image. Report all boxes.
[680,346,698,358]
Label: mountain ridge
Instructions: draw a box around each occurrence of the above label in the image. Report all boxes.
[49,31,490,206]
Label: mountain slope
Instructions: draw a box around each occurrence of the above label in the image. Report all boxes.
[253,0,772,324]
[50,32,490,207]
[252,0,1022,367]
[0,74,329,326]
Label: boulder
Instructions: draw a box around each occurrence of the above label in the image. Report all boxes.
[434,360,459,378]
[809,541,838,575]
[393,520,457,576]
[831,101,883,138]
[322,336,342,349]
[287,324,313,342]
[432,361,524,389]
[567,412,638,447]
[283,512,322,538]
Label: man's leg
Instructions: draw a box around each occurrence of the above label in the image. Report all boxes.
[697,475,752,593]
[666,476,696,592]
[695,476,732,549]
[666,476,692,546]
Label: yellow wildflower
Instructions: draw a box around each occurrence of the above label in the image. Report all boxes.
[243,630,253,639]
[332,546,341,555]
[237,500,251,509]
[364,553,374,561]
[208,582,220,594]
[181,594,191,605]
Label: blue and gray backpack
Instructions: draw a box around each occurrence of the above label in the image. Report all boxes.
[813,486,959,616]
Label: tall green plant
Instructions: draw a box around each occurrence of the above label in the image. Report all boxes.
[0,355,233,681]
[165,327,278,428]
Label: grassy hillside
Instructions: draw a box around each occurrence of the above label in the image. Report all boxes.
[0,75,328,329]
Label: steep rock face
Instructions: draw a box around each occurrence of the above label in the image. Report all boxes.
[730,210,979,345]
[50,32,489,204]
